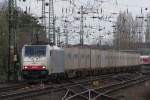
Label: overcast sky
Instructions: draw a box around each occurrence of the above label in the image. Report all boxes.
[15,0,150,44]
[16,0,150,16]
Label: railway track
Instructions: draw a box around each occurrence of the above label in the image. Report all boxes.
[0,82,28,94]
[63,75,150,100]
[0,73,143,100]
[0,73,126,100]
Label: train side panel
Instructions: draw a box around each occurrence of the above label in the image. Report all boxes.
[96,50,101,68]
[91,49,97,69]
[64,48,79,71]
[101,51,108,68]
[51,50,64,74]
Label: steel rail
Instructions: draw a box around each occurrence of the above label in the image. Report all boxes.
[0,74,116,100]
[0,73,140,100]
[64,76,150,100]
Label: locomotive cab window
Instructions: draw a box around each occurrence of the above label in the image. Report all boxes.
[25,46,46,57]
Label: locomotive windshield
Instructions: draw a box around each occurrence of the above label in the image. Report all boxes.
[25,46,46,57]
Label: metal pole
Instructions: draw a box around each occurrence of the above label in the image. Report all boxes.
[41,0,46,32]
[57,27,60,46]
[80,5,84,46]
[8,0,18,81]
[8,0,11,81]
[48,0,55,45]
[64,18,68,46]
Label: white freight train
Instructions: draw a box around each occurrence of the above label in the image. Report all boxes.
[21,45,141,80]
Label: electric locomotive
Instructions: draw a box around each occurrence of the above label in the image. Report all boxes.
[21,44,65,80]
[21,45,49,80]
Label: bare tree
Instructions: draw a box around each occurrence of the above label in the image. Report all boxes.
[145,13,150,47]
[114,11,136,50]
[0,0,43,80]
[0,0,9,80]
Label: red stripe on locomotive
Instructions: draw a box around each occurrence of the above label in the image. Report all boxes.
[23,65,46,71]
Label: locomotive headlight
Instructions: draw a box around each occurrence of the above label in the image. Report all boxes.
[42,66,46,69]
[24,66,28,69]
